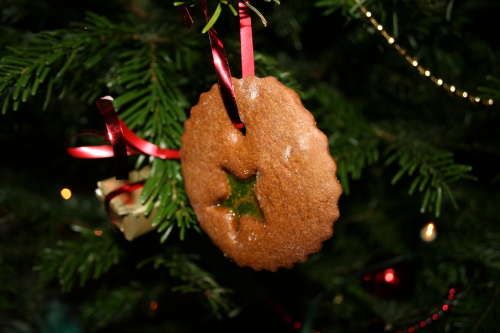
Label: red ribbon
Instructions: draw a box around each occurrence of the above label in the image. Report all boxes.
[104,182,145,222]
[97,99,128,179]
[70,3,256,179]
[199,0,244,129]
[239,2,255,77]
[67,99,180,179]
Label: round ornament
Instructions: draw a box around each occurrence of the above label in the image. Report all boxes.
[180,76,342,271]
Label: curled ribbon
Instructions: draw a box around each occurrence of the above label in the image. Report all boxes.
[69,3,255,179]
[199,0,244,129]
[67,98,180,180]
[104,182,145,222]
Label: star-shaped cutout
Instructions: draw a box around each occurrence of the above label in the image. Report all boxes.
[221,172,264,226]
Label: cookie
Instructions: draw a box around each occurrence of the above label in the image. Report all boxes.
[180,76,342,271]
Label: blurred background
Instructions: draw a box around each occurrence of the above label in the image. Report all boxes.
[1,0,499,332]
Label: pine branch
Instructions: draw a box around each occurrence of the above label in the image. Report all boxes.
[452,283,500,333]
[80,283,146,331]
[478,75,500,101]
[334,137,380,195]
[314,0,357,16]
[311,83,382,194]
[35,229,122,292]
[0,11,200,243]
[0,12,142,113]
[470,285,500,333]
[138,251,236,319]
[476,236,500,272]
[254,52,302,94]
[384,139,474,217]
[112,34,190,148]
[137,159,199,242]
[0,11,196,114]
[270,3,304,50]
[425,232,500,332]
[167,253,235,319]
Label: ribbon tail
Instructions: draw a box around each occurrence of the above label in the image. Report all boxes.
[67,145,116,159]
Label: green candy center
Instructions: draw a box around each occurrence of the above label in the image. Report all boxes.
[220,172,264,225]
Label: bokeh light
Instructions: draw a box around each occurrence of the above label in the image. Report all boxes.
[60,188,72,199]
[420,222,437,242]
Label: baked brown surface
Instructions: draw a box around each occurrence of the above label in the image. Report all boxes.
[180,76,342,271]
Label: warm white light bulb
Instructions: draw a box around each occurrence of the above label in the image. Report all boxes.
[412,60,418,67]
[488,99,494,105]
[388,37,395,44]
[424,70,430,76]
[420,222,437,242]
[437,79,443,85]
[462,92,468,98]
[366,11,372,17]
[450,85,456,92]
[377,25,383,31]
[475,97,481,102]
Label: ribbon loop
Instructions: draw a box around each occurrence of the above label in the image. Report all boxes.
[96,99,129,179]
[67,99,180,180]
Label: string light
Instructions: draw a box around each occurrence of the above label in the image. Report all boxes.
[265,298,310,331]
[266,287,458,333]
[354,0,494,106]
[420,222,437,242]
[384,268,396,283]
[60,188,72,199]
[395,288,458,333]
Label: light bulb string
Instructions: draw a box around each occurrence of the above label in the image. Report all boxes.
[276,284,458,333]
[395,288,458,333]
[353,0,494,106]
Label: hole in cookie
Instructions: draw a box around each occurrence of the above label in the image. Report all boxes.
[219,171,263,227]
[233,122,246,135]
[221,94,246,135]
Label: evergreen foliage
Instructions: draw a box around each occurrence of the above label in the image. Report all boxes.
[36,229,122,292]
[1,0,499,332]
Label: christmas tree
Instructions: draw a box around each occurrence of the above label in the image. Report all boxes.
[1,0,499,332]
